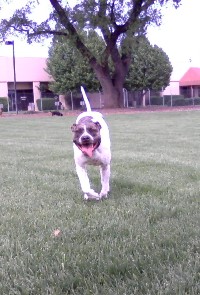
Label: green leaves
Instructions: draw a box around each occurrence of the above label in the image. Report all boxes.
[46,32,102,93]
[47,34,172,97]
[125,37,173,91]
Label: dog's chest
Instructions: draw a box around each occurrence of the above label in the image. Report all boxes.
[81,148,103,164]
[74,144,109,167]
[87,157,102,166]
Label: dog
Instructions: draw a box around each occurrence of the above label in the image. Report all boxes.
[50,111,63,116]
[71,86,111,200]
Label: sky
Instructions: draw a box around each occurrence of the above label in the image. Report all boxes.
[0,0,199,80]
[147,0,200,80]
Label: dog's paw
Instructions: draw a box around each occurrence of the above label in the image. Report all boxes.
[84,193,89,200]
[99,190,109,199]
[84,189,99,201]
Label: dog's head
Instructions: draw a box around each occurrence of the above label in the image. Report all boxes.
[71,116,101,158]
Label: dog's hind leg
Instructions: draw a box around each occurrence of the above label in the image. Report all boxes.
[99,164,110,199]
[75,164,99,200]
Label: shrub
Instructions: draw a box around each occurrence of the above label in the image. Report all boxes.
[36,98,56,111]
[163,95,184,106]
[169,97,200,106]
[0,97,8,112]
[150,96,164,105]
[170,98,185,106]
[194,97,200,105]
[149,95,200,107]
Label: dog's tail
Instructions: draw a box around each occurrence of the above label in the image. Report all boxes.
[81,86,91,112]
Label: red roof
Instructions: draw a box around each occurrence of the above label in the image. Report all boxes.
[179,67,200,86]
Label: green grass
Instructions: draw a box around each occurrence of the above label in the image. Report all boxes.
[0,111,200,295]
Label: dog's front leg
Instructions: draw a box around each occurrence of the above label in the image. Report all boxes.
[75,164,99,200]
[100,164,110,199]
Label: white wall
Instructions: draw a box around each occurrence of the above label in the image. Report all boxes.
[163,81,180,95]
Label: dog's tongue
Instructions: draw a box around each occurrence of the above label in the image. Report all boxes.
[81,145,94,157]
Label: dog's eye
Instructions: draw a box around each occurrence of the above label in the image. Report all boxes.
[88,127,97,133]
[77,127,84,133]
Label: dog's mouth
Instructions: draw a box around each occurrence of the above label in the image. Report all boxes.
[78,142,99,158]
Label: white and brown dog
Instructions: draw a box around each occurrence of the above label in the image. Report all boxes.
[71,87,111,200]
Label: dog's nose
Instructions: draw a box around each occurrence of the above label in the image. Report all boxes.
[81,135,91,142]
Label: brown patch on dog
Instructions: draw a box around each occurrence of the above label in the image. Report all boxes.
[78,116,93,124]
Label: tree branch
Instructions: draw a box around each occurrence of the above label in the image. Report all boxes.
[49,0,99,66]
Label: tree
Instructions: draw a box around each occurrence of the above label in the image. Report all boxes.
[0,0,182,107]
[47,35,172,100]
[46,31,103,94]
[125,37,173,95]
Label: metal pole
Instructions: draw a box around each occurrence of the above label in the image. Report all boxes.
[171,91,172,107]
[40,96,43,111]
[70,91,74,110]
[12,42,18,114]
[149,89,151,106]
[126,89,129,108]
[7,97,10,112]
[123,88,128,108]
[99,90,102,108]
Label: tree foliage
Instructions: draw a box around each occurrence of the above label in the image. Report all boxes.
[125,37,173,91]
[47,35,172,96]
[0,0,182,107]
[46,31,103,94]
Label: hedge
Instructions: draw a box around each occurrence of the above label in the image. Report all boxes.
[36,97,57,111]
[187,97,200,105]
[149,96,163,105]
[149,95,197,106]
[164,97,200,106]
[0,97,8,112]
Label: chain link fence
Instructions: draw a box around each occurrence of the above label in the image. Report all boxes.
[61,89,200,110]
[123,89,200,108]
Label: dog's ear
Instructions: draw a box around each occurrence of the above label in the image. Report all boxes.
[71,124,77,132]
[94,122,101,130]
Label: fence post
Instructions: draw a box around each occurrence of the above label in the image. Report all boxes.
[149,89,151,106]
[123,88,128,108]
[40,97,43,111]
[70,90,74,110]
[99,90,102,108]
[7,97,10,112]
[162,87,164,106]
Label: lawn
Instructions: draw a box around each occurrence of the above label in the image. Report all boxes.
[0,111,199,295]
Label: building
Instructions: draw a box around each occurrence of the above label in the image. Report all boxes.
[0,56,53,111]
[162,80,180,96]
[179,67,200,98]
[1,55,200,111]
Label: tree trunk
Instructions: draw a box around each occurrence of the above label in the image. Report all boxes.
[91,63,126,108]
[114,80,125,108]
[87,41,132,108]
[91,66,120,108]
[59,94,70,110]
[100,80,122,108]
[99,80,126,108]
